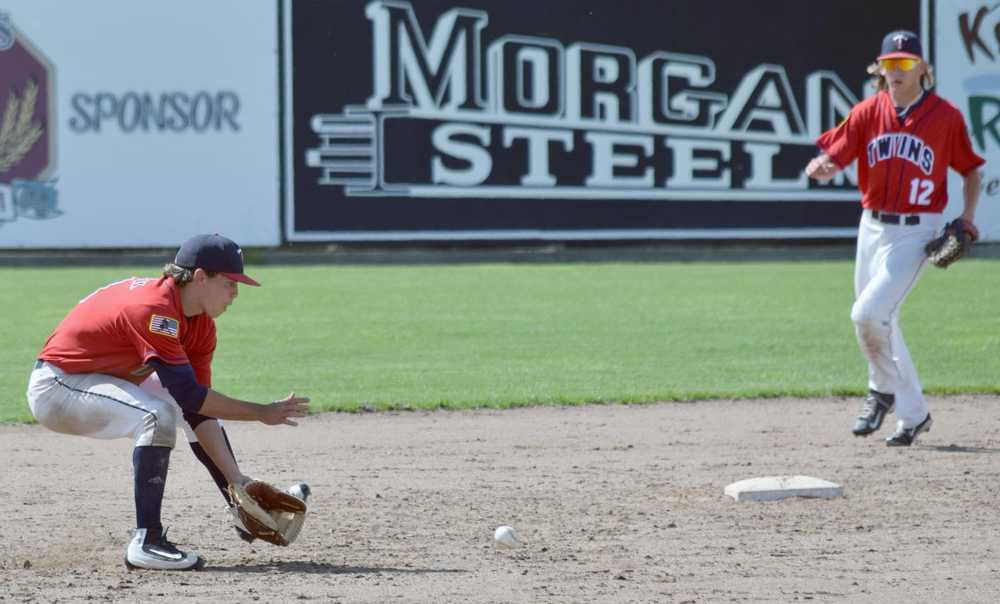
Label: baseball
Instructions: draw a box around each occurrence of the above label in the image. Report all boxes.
[494,525,521,548]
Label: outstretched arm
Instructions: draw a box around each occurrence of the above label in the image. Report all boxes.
[199,390,310,425]
[148,359,310,426]
[805,153,841,181]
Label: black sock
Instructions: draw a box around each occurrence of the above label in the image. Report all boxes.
[133,445,171,540]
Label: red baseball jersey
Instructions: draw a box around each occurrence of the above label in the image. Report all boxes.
[39,277,215,386]
[816,90,984,213]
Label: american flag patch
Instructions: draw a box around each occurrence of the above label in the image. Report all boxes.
[149,315,180,338]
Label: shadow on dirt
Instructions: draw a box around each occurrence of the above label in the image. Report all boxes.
[922,444,1000,454]
[205,561,468,575]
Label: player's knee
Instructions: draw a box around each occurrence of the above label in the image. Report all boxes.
[850,301,886,328]
[139,400,178,449]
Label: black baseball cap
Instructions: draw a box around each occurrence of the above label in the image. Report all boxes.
[878,30,923,61]
[174,233,260,286]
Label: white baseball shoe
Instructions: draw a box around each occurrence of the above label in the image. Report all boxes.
[124,528,204,571]
[885,413,933,447]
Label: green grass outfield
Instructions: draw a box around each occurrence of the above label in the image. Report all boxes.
[2,260,998,423]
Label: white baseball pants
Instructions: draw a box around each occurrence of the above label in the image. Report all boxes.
[26,361,198,448]
[851,209,944,430]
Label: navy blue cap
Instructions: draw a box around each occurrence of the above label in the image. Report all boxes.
[174,234,260,286]
[878,30,922,60]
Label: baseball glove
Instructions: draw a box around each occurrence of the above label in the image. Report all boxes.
[227,480,309,546]
[925,218,979,268]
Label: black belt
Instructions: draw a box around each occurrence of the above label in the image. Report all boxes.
[871,210,920,225]
[34,359,44,370]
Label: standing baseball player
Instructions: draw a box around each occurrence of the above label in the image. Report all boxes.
[805,31,984,446]
[26,234,310,570]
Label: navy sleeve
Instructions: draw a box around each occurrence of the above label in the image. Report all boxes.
[182,411,213,431]
[147,358,209,414]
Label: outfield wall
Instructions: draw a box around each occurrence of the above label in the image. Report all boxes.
[0,0,281,248]
[3,1,999,247]
[937,0,1000,238]
[283,0,920,242]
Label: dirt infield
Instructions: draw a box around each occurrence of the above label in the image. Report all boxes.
[4,396,1000,603]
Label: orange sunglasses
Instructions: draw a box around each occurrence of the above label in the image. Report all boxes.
[879,58,921,72]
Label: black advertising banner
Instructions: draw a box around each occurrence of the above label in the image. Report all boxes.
[283,0,924,241]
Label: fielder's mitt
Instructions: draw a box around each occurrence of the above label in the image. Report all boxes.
[925,218,978,268]
[227,480,309,546]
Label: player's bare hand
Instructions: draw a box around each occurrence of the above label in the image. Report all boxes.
[805,154,839,181]
[259,392,310,426]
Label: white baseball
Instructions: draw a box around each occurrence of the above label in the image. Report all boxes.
[494,525,521,548]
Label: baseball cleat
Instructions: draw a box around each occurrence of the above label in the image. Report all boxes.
[124,528,204,571]
[885,413,932,447]
[852,390,895,436]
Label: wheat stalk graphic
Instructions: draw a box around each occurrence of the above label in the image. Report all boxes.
[0,80,44,173]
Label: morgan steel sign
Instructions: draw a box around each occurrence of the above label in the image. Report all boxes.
[284,0,922,241]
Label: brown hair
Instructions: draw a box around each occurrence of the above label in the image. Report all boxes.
[162,263,216,286]
[867,61,935,92]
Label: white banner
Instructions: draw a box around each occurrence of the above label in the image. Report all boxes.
[936,0,1000,240]
[0,1,279,248]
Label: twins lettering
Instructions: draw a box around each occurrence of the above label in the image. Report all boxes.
[866,133,934,174]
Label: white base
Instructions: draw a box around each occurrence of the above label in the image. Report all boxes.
[724,475,843,502]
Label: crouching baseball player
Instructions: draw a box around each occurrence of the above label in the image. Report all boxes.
[26,234,311,571]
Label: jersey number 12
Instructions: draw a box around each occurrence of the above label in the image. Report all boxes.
[908,178,934,206]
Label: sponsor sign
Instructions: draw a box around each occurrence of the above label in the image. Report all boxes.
[0,10,58,225]
[285,0,923,241]
[0,1,279,248]
[937,1,1000,240]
